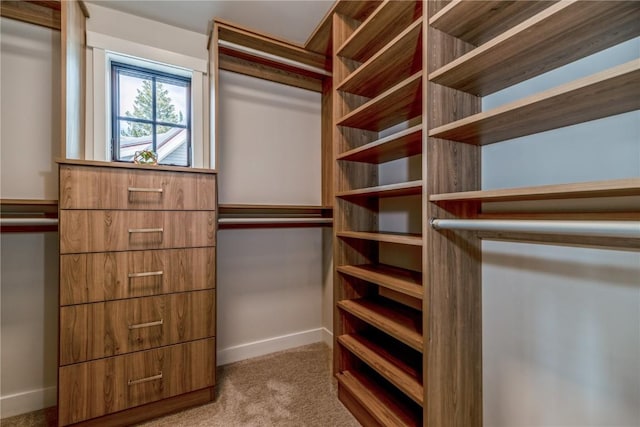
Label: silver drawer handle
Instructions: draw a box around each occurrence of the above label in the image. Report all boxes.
[128,271,164,279]
[128,372,163,386]
[128,187,163,193]
[128,319,164,330]
[128,228,163,234]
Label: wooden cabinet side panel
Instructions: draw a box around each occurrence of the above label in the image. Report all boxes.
[58,338,215,426]
[59,210,216,254]
[59,165,217,210]
[60,290,216,365]
[60,247,216,305]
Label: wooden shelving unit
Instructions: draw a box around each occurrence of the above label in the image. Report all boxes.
[337,180,422,199]
[423,2,639,422]
[337,299,423,351]
[430,178,640,203]
[337,0,421,62]
[428,0,555,46]
[338,334,423,405]
[428,1,640,96]
[337,72,422,132]
[336,370,421,427]
[337,231,422,246]
[337,264,422,300]
[332,1,425,425]
[337,125,422,164]
[429,60,640,145]
[337,18,422,97]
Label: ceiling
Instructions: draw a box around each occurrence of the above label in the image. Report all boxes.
[86,1,335,45]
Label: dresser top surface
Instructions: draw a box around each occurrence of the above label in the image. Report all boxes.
[56,158,218,175]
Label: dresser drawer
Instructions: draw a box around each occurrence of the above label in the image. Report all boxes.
[58,338,215,426]
[60,247,215,305]
[60,290,215,365]
[59,165,216,210]
[59,210,215,254]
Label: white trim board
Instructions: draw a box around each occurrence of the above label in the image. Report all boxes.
[86,31,207,73]
[217,328,325,366]
[0,386,56,419]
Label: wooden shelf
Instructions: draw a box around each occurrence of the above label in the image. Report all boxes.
[337,18,422,98]
[338,72,422,132]
[337,0,421,63]
[337,125,422,164]
[430,178,640,203]
[428,1,640,96]
[337,181,422,199]
[337,264,422,300]
[304,1,381,55]
[338,334,423,405]
[429,60,640,145]
[337,231,422,246]
[429,1,555,46]
[337,370,421,427]
[338,298,423,352]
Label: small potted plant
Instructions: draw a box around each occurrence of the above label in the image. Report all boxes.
[134,149,158,165]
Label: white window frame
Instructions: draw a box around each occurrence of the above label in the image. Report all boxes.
[86,31,208,168]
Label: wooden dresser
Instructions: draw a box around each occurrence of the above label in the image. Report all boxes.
[57,159,217,426]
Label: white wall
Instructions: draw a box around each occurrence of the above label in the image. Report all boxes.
[0,17,60,418]
[216,71,328,362]
[482,38,640,426]
[217,70,322,205]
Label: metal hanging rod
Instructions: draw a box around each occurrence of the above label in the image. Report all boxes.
[430,219,640,239]
[1,218,59,227]
[218,40,332,77]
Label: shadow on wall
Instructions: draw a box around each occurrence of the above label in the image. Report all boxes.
[483,250,640,288]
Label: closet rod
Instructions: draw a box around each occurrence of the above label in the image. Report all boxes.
[430,219,640,239]
[1,218,59,227]
[218,39,332,76]
[218,217,333,225]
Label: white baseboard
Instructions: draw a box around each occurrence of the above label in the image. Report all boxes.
[217,328,325,366]
[0,386,56,419]
[321,327,333,348]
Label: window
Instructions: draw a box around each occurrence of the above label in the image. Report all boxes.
[111,62,191,166]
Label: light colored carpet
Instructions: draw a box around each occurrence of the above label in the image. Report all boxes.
[1,342,359,427]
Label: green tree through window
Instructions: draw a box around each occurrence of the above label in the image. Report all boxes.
[122,80,184,137]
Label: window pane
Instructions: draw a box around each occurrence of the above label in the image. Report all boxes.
[157,126,188,166]
[119,73,153,120]
[156,80,188,125]
[117,120,152,161]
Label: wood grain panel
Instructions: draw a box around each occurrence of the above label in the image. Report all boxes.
[0,0,61,30]
[60,290,215,365]
[338,0,422,63]
[424,4,483,424]
[429,1,556,46]
[429,60,640,144]
[429,1,640,95]
[337,371,421,427]
[305,1,381,55]
[59,165,216,210]
[59,210,216,254]
[339,334,423,405]
[322,77,334,206]
[218,52,323,93]
[338,18,423,98]
[60,0,86,159]
[216,20,329,71]
[58,338,215,426]
[60,247,215,305]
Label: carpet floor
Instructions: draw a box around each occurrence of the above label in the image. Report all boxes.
[1,342,359,427]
